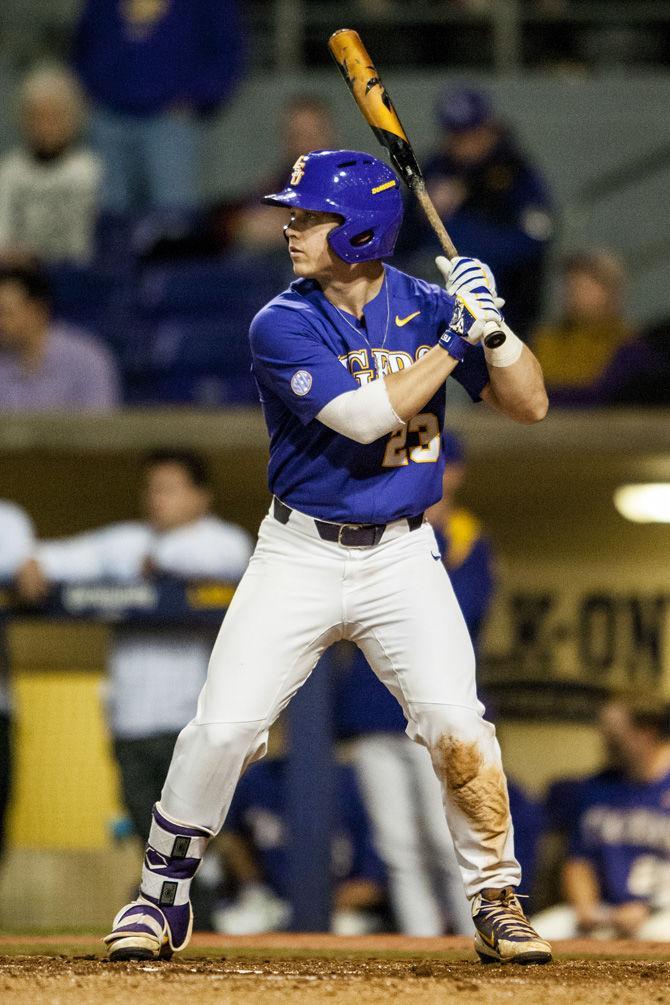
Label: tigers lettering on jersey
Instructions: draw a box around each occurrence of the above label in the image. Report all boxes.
[338,347,427,384]
[569,770,670,905]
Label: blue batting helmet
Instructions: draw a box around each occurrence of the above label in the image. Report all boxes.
[262,149,403,263]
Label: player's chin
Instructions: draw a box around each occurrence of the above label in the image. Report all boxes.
[290,257,315,278]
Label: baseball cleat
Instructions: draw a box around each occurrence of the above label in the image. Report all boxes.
[104,899,171,961]
[471,887,552,965]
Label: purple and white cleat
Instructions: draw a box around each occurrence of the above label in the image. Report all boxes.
[104,900,170,961]
[104,804,213,961]
[471,887,552,965]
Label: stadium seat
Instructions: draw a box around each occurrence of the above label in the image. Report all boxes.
[127,315,257,406]
[46,263,141,359]
[138,254,286,317]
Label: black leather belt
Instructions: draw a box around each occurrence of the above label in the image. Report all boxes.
[273,497,423,547]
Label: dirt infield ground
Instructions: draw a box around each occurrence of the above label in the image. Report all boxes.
[1,934,670,1004]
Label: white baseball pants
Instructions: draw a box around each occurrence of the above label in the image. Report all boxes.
[160,503,521,898]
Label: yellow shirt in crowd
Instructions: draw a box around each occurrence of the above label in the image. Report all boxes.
[533,318,632,387]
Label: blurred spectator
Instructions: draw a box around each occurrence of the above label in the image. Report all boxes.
[15,450,253,841]
[333,432,496,936]
[0,65,101,264]
[533,249,633,403]
[213,94,337,254]
[425,432,495,641]
[532,696,670,940]
[0,500,36,861]
[215,758,388,935]
[546,315,670,408]
[71,0,245,220]
[0,262,120,410]
[401,86,553,337]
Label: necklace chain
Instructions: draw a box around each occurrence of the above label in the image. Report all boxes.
[331,273,391,360]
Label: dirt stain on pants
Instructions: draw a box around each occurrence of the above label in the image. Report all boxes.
[437,737,511,857]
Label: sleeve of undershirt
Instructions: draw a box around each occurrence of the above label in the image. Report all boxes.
[316,378,403,444]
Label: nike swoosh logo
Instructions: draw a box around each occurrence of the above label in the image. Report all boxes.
[395,311,421,327]
[431,552,441,561]
[477,929,498,949]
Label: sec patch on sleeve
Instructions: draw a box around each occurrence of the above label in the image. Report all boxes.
[290,369,313,396]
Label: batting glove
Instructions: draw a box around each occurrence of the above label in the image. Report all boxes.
[436,255,505,345]
[437,255,506,305]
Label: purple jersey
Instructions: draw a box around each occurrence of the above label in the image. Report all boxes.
[568,769,670,907]
[249,265,489,524]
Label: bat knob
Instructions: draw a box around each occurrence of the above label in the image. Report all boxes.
[483,329,506,349]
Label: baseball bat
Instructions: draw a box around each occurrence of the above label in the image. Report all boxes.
[328,28,506,349]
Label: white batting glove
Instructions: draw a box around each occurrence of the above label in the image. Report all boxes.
[436,254,500,297]
[436,255,505,345]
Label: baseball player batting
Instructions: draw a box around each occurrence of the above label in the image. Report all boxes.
[105,149,551,965]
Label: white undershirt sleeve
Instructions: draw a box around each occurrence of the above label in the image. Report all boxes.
[316,378,404,444]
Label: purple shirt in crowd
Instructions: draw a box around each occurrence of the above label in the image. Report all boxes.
[0,323,120,411]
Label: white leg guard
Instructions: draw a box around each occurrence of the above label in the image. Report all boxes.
[104,804,213,960]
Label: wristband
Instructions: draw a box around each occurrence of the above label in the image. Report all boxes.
[438,329,469,362]
[483,322,524,367]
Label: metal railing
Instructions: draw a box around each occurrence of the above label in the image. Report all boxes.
[3,1,670,75]
[251,0,670,75]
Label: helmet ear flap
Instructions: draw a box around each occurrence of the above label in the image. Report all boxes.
[328,216,384,263]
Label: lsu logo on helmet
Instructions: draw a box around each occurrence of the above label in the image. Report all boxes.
[290,156,308,186]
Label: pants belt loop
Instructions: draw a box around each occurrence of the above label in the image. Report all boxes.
[273,497,292,525]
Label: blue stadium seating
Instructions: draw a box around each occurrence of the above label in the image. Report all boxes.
[138,255,286,317]
[129,315,256,406]
[45,253,290,405]
[46,263,142,359]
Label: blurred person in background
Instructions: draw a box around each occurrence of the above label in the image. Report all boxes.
[0,265,118,414]
[401,87,553,338]
[532,696,670,940]
[333,432,496,936]
[71,0,245,227]
[561,315,670,408]
[536,317,670,410]
[0,262,119,410]
[15,450,253,843]
[0,65,101,264]
[214,756,388,936]
[213,94,338,254]
[0,500,36,862]
[533,249,633,404]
